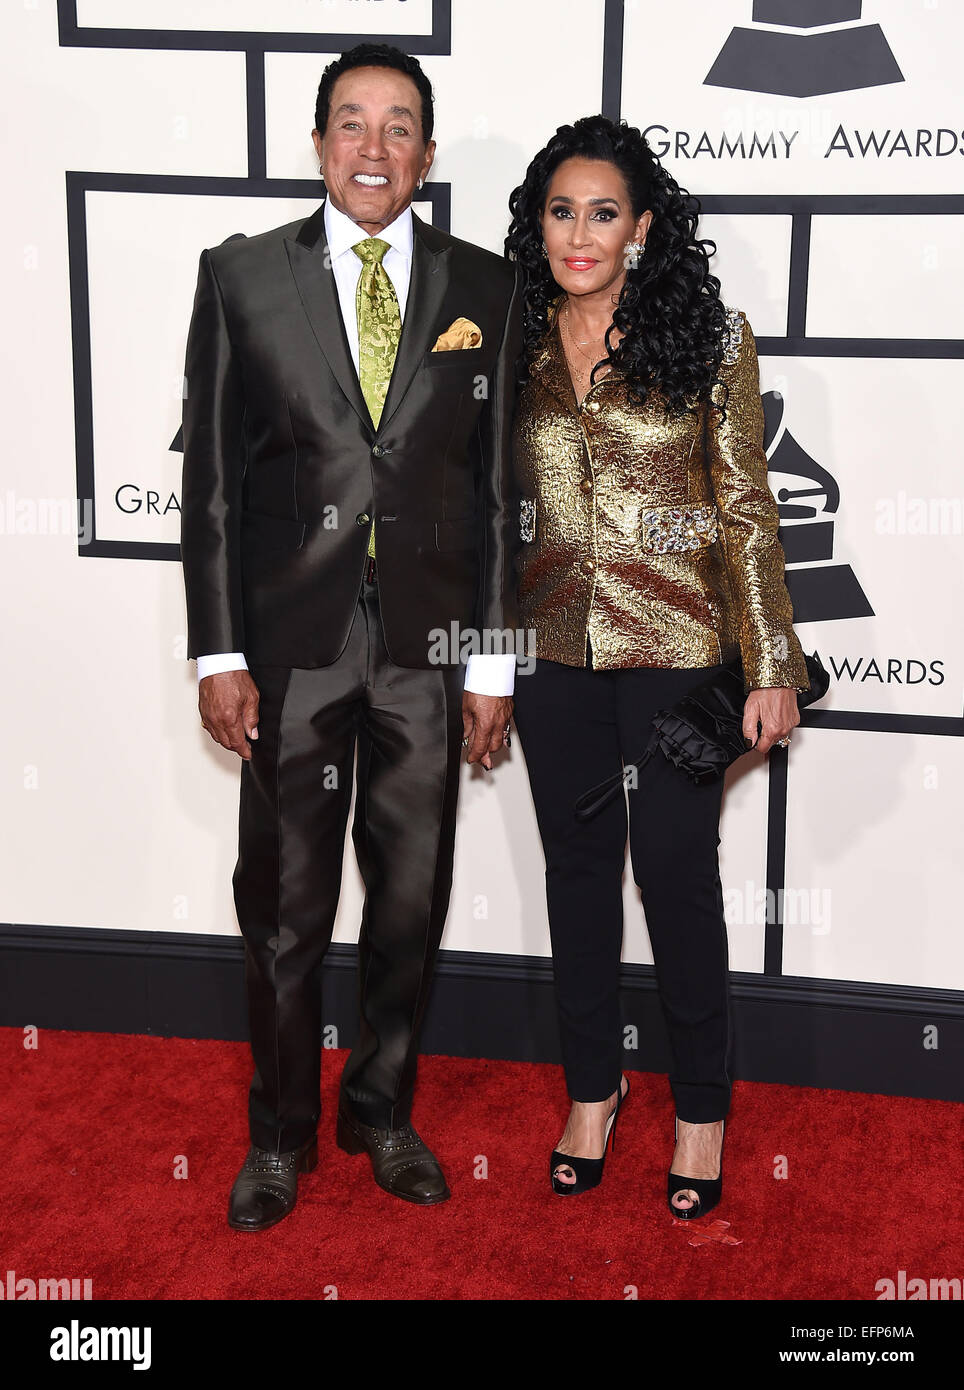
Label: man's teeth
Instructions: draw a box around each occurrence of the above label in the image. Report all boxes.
[353,174,388,186]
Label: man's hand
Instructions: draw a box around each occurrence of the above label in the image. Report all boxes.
[199,670,261,761]
[462,692,513,771]
[743,686,800,756]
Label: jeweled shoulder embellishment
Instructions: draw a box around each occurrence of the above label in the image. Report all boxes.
[721,307,744,367]
[520,497,536,543]
[641,503,719,554]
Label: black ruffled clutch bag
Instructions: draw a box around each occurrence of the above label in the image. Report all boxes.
[574,652,830,821]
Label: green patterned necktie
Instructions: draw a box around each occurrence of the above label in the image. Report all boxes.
[353,236,401,560]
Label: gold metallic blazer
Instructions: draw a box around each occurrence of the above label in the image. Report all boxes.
[512,304,810,691]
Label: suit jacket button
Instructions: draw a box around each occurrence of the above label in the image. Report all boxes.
[586,398,601,413]
[580,477,593,493]
[581,558,595,574]
[371,443,385,458]
[356,513,371,526]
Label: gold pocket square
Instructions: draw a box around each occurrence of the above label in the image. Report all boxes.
[431,317,483,351]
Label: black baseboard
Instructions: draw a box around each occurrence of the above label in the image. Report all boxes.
[1,924,961,1102]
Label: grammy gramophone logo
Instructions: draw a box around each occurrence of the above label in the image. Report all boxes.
[763,390,873,625]
[705,1,904,99]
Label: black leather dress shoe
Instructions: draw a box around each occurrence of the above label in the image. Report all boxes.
[227,1135,318,1232]
[336,1104,450,1205]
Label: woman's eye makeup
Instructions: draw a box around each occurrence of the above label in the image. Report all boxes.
[548,203,620,221]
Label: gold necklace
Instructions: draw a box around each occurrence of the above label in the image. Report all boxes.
[561,305,611,390]
[563,303,609,364]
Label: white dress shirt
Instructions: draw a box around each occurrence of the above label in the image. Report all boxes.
[195,198,515,697]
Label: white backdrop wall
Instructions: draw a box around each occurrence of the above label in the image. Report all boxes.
[1,1,961,995]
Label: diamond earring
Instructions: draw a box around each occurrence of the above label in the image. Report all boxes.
[624,240,646,268]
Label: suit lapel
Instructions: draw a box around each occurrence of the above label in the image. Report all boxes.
[534,307,579,411]
[284,205,453,435]
[377,213,452,433]
[284,203,372,431]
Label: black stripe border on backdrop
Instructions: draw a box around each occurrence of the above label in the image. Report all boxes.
[2,925,962,1102]
[67,172,451,563]
[57,0,454,55]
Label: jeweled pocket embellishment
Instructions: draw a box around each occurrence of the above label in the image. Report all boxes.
[722,307,744,366]
[520,497,536,543]
[641,503,718,554]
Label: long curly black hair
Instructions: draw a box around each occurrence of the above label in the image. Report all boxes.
[505,115,730,420]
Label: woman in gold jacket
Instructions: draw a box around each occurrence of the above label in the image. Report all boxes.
[506,116,809,1217]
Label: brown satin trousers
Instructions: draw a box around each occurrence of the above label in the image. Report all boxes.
[233,567,465,1152]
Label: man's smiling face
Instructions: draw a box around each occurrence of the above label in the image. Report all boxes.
[312,66,435,235]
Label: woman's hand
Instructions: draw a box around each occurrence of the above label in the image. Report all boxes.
[743,687,800,755]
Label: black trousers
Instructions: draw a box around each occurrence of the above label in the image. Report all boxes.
[511,639,733,1123]
[233,569,465,1152]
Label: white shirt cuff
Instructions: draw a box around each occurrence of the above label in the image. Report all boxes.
[463,653,516,697]
[195,652,514,693]
[196,652,248,683]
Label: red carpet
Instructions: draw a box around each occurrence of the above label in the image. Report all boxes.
[4,1026,962,1300]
